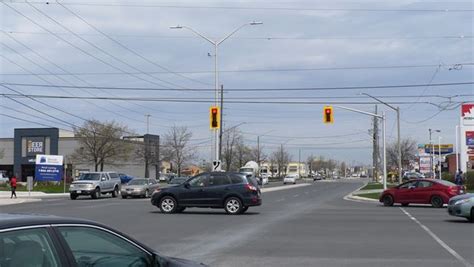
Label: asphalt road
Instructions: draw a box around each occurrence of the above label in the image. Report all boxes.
[1,179,472,267]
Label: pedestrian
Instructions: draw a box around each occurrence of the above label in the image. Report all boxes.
[10,175,17,199]
[455,170,464,186]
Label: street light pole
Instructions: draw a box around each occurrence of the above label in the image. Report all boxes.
[438,136,442,179]
[361,93,402,183]
[170,22,262,165]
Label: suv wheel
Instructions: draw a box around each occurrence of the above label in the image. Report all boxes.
[111,186,119,198]
[159,196,177,213]
[224,197,243,215]
[91,187,101,199]
[70,193,78,200]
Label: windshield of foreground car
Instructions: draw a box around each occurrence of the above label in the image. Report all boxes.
[78,173,100,181]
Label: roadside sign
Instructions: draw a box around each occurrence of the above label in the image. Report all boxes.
[212,160,222,171]
[35,155,64,182]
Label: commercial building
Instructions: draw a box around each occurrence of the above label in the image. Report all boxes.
[0,128,164,181]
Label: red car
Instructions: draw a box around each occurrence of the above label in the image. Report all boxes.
[379,179,465,208]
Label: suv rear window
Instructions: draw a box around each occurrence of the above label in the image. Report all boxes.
[230,174,245,184]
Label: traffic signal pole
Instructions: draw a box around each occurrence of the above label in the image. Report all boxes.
[333,105,388,190]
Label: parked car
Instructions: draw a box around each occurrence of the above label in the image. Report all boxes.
[118,173,134,184]
[283,174,297,185]
[447,193,474,222]
[256,176,269,186]
[121,178,160,198]
[402,171,425,182]
[168,176,189,185]
[69,172,121,200]
[379,179,465,208]
[313,174,322,181]
[159,173,176,183]
[151,172,261,215]
[0,213,206,266]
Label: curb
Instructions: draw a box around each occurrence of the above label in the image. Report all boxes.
[343,182,380,203]
[0,198,43,206]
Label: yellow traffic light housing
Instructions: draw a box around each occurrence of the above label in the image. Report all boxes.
[323,106,334,124]
[210,106,220,129]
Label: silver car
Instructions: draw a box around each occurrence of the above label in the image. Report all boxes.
[121,178,160,198]
[447,193,474,223]
[69,172,121,200]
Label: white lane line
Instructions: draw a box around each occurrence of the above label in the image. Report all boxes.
[261,183,310,193]
[400,208,473,267]
[275,198,285,202]
[293,194,299,198]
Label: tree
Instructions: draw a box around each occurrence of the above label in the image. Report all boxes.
[222,127,243,171]
[162,126,194,176]
[340,161,347,177]
[135,136,160,178]
[72,120,133,171]
[387,138,417,171]
[271,145,291,177]
[234,139,253,171]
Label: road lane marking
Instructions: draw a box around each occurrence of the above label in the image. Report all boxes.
[261,183,310,193]
[293,194,299,197]
[275,198,285,202]
[400,208,472,267]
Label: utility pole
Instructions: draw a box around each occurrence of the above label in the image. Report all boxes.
[372,105,379,183]
[438,136,442,179]
[218,85,224,160]
[298,148,301,178]
[257,136,260,165]
[145,114,151,134]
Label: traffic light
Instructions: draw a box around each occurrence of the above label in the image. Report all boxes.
[209,106,220,129]
[323,106,334,124]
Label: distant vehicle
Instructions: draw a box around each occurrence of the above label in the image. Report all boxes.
[359,174,368,178]
[118,173,134,184]
[239,161,259,178]
[0,213,207,266]
[313,174,322,181]
[351,173,359,177]
[402,172,425,182]
[380,179,465,208]
[0,173,8,184]
[151,172,261,215]
[447,194,473,222]
[168,177,189,185]
[256,176,269,186]
[283,174,297,185]
[69,172,121,200]
[159,173,176,183]
[121,178,160,198]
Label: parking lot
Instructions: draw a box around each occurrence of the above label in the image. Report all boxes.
[1,179,472,267]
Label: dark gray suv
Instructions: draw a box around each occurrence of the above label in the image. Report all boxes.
[151,172,262,215]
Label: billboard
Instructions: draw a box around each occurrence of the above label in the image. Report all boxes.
[26,137,45,157]
[466,131,474,146]
[462,104,474,126]
[35,155,63,182]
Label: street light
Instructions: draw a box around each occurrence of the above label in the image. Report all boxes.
[170,21,263,165]
[361,93,402,184]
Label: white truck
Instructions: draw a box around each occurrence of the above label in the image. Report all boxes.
[239,161,268,185]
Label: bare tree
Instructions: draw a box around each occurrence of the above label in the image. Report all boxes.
[162,126,194,176]
[72,120,133,171]
[387,138,417,170]
[222,127,242,171]
[271,145,291,177]
[234,139,253,171]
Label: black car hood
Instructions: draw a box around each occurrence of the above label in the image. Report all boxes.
[163,256,208,267]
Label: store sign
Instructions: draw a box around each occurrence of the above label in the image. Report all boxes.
[466,131,474,146]
[462,103,474,126]
[424,144,454,154]
[35,155,63,182]
[26,137,45,156]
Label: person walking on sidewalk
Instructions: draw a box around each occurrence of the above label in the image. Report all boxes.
[10,175,17,199]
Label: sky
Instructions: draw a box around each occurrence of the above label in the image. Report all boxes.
[0,0,473,165]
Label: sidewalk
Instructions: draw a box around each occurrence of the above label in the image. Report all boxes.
[0,191,69,206]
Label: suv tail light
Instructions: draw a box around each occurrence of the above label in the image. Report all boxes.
[246,184,258,192]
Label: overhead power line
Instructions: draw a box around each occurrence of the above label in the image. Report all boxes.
[4,30,472,41]
[7,1,473,12]
[2,81,472,92]
[2,62,472,76]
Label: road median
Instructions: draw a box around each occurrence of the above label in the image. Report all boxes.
[261,183,310,193]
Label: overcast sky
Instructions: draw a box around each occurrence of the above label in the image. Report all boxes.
[1,0,473,165]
